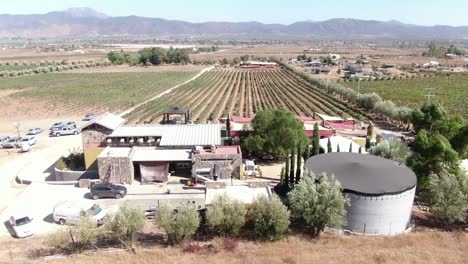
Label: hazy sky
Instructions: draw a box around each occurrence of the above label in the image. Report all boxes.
[1,0,467,26]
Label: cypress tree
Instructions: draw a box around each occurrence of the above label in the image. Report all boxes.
[289,148,295,184]
[365,136,371,150]
[349,142,353,152]
[296,144,302,183]
[284,154,290,188]
[327,137,332,153]
[312,123,320,156]
[226,114,231,145]
[280,167,285,184]
[337,144,341,152]
[303,143,310,161]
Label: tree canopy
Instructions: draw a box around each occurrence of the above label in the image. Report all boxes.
[288,171,348,237]
[242,109,309,157]
[369,139,411,163]
[408,103,466,188]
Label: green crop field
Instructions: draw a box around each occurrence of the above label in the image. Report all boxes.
[345,75,468,119]
[0,65,39,71]
[0,71,199,114]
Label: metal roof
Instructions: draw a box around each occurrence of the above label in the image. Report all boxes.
[304,153,417,195]
[131,149,192,162]
[109,124,221,146]
[81,112,126,131]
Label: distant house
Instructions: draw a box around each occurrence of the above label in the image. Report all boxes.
[240,61,278,70]
[311,67,331,75]
[344,63,363,78]
[329,53,341,62]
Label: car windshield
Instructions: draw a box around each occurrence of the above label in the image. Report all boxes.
[15,217,31,226]
[88,204,102,216]
[21,138,28,142]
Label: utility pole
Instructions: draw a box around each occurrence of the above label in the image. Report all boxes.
[424,88,435,104]
[14,122,21,138]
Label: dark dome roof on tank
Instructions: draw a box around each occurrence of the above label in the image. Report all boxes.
[304,153,417,195]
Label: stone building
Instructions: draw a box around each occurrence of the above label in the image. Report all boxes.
[81,113,242,184]
[81,112,126,170]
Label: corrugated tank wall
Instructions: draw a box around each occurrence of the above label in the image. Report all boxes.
[344,187,415,235]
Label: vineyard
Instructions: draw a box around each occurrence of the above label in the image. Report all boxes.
[345,74,468,119]
[0,71,199,118]
[125,69,368,124]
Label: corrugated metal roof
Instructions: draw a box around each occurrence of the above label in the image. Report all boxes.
[110,124,221,146]
[98,147,132,158]
[81,112,126,131]
[132,149,192,162]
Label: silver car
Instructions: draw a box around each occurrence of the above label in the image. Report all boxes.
[0,136,10,148]
[26,128,43,135]
[49,126,79,137]
[2,137,20,148]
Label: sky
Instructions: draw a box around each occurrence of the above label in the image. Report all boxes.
[1,0,467,26]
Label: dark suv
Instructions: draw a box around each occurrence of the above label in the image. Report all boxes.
[90,183,127,200]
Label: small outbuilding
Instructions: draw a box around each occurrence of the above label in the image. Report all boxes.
[304,153,416,235]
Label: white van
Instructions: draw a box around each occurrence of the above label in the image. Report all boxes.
[52,200,107,225]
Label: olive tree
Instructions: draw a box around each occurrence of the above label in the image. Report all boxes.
[206,194,247,236]
[47,216,99,253]
[105,202,145,249]
[369,139,411,163]
[252,194,290,241]
[288,171,348,237]
[428,170,468,224]
[155,203,200,245]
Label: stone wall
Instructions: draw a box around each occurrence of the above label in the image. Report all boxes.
[82,125,112,147]
[192,152,242,179]
[97,156,134,184]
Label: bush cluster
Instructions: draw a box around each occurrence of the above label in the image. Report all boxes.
[0,60,110,78]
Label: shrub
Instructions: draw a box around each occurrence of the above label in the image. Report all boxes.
[369,139,411,163]
[357,93,382,110]
[288,171,348,237]
[46,216,99,253]
[105,202,145,249]
[47,228,71,250]
[206,194,247,236]
[251,194,290,241]
[155,203,200,245]
[427,170,468,224]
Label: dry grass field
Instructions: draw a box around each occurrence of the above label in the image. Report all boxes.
[1,231,465,264]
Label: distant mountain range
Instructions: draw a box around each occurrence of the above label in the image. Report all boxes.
[0,7,467,40]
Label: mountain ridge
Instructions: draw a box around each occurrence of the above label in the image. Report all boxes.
[0,8,467,40]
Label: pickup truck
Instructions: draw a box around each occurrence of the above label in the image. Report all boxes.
[49,126,79,137]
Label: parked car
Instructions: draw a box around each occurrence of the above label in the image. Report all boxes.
[83,113,95,121]
[49,126,79,137]
[0,136,10,148]
[8,216,34,238]
[26,128,43,135]
[65,121,77,128]
[90,183,127,199]
[52,200,107,225]
[2,137,21,148]
[49,122,64,131]
[20,136,36,146]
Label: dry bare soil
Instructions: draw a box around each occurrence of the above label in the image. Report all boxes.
[1,231,466,264]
